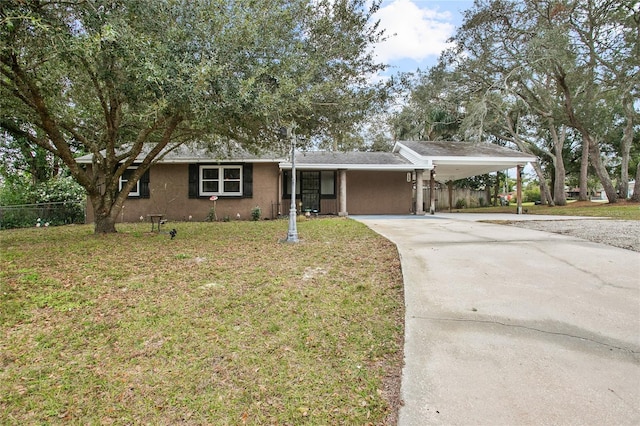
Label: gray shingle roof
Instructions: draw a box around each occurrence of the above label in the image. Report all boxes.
[75,143,288,164]
[295,151,412,166]
[152,144,288,162]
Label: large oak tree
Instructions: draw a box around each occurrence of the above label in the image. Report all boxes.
[1,0,388,232]
[392,0,639,204]
[453,0,639,203]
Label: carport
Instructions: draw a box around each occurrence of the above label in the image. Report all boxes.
[393,141,537,215]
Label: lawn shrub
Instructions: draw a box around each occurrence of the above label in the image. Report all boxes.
[524,187,541,203]
[0,176,85,229]
[251,205,262,221]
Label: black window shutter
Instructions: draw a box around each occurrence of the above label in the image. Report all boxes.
[243,163,253,198]
[140,169,150,198]
[188,164,199,198]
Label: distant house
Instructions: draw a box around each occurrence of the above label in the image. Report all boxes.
[75,141,536,223]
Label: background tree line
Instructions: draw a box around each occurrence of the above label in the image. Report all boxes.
[388,0,639,205]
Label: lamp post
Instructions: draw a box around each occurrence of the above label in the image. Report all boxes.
[285,127,299,243]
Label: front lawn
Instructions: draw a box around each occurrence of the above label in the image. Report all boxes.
[0,219,404,424]
[462,200,640,220]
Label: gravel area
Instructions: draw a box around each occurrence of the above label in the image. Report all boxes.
[506,219,640,253]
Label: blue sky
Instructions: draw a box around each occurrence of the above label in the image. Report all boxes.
[372,0,474,76]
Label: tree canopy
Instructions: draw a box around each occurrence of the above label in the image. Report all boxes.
[1,0,388,232]
[390,0,639,203]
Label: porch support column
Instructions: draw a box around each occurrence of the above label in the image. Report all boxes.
[338,169,348,217]
[516,165,523,214]
[415,169,424,215]
[429,169,436,215]
[277,169,283,217]
[448,181,453,213]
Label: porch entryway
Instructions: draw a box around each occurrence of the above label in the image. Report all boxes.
[300,171,320,212]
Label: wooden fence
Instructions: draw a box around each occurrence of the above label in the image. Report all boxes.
[419,187,488,212]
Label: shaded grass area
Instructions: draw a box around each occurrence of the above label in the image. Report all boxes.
[462,200,640,220]
[0,219,404,424]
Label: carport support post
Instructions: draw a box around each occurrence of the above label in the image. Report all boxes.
[338,169,348,217]
[429,169,436,215]
[516,164,523,214]
[415,169,424,214]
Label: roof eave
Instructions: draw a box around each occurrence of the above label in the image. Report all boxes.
[433,156,537,165]
[278,163,422,171]
[75,157,287,164]
[156,158,286,164]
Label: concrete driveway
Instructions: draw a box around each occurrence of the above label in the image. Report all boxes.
[354,214,640,426]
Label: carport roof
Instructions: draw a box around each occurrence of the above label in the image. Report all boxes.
[393,140,537,181]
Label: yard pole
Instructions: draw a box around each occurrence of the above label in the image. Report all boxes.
[516,165,523,214]
[286,127,299,242]
[429,169,436,215]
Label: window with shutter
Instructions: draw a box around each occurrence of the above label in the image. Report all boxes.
[189,164,252,198]
[119,167,141,197]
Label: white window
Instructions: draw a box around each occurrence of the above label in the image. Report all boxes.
[200,165,242,196]
[119,167,140,197]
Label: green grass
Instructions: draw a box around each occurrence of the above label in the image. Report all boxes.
[461,200,640,220]
[0,219,404,424]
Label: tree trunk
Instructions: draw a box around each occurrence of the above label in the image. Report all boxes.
[549,123,567,206]
[552,165,567,205]
[549,166,555,200]
[631,162,640,202]
[554,70,591,202]
[485,176,491,207]
[587,135,618,203]
[578,135,589,201]
[531,162,554,206]
[89,193,119,233]
[94,212,118,233]
[618,98,634,199]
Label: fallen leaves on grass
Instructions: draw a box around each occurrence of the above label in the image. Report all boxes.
[0,219,404,424]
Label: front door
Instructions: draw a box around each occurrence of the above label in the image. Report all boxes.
[300,171,320,212]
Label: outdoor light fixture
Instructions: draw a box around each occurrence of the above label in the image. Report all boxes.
[283,125,299,243]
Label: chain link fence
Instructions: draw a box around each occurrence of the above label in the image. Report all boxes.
[0,202,86,230]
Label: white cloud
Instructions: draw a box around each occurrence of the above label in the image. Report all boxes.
[373,0,456,64]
